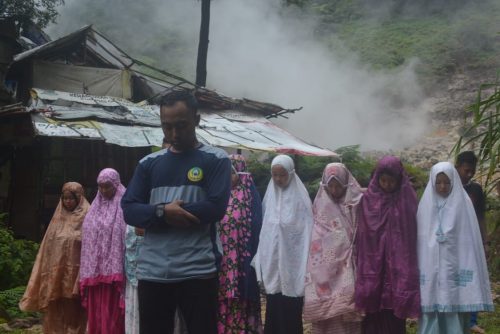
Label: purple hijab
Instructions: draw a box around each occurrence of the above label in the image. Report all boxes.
[80,168,127,305]
[355,156,420,319]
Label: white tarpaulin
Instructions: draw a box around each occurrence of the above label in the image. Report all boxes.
[32,63,132,99]
[29,88,336,156]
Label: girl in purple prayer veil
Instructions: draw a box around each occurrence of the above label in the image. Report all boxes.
[355,156,420,334]
[80,168,127,334]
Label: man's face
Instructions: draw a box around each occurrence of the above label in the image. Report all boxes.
[160,101,200,152]
[456,162,476,185]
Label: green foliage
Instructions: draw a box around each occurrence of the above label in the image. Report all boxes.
[304,0,475,20]
[486,196,500,280]
[310,0,365,23]
[307,0,500,82]
[402,162,429,198]
[0,0,65,30]
[452,71,500,195]
[0,220,39,291]
[295,155,339,199]
[335,18,453,71]
[246,153,274,199]
[0,286,38,321]
[334,145,375,187]
[283,0,310,8]
[334,13,499,80]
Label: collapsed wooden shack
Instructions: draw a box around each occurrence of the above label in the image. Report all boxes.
[1,25,335,241]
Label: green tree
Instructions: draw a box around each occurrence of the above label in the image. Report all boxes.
[0,0,64,31]
[453,71,500,194]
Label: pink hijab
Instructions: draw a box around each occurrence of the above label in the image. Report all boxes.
[80,168,126,305]
[304,163,363,322]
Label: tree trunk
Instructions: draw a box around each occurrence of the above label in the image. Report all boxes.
[196,0,211,87]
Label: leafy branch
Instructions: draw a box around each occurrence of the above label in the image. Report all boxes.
[452,71,500,194]
[0,0,64,30]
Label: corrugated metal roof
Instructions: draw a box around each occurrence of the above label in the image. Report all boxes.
[29,88,336,156]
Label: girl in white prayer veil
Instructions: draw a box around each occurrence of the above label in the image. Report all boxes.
[417,162,493,334]
[252,154,313,334]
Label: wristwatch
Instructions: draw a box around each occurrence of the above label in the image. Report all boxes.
[155,204,165,219]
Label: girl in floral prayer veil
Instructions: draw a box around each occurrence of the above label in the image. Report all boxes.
[355,156,421,334]
[217,154,263,334]
[20,182,89,334]
[417,162,493,334]
[252,154,313,334]
[304,163,363,333]
[80,168,127,334]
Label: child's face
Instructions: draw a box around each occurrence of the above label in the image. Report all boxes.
[455,162,475,185]
[61,190,78,212]
[435,172,452,198]
[378,173,399,193]
[271,165,289,189]
[326,178,346,201]
[98,181,116,199]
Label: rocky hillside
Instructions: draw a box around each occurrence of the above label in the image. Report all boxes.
[389,64,499,169]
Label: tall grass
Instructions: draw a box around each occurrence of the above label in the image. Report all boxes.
[452,71,500,195]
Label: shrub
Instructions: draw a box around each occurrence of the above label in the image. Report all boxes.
[335,145,376,188]
[0,218,39,291]
[0,286,38,322]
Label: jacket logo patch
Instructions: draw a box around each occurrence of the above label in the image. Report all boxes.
[187,167,203,182]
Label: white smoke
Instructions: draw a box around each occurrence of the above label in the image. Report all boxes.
[48,0,430,150]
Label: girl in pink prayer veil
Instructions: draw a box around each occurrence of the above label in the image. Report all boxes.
[304,163,363,333]
[80,168,127,334]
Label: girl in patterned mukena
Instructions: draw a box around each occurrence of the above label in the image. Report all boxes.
[417,162,493,334]
[217,154,263,334]
[80,168,127,334]
[304,163,363,333]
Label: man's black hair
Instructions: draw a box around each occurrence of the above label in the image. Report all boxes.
[159,90,198,114]
[456,151,478,167]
